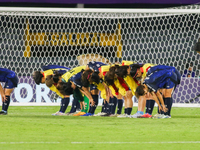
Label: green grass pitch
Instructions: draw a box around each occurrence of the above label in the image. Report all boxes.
[1,106,200,150]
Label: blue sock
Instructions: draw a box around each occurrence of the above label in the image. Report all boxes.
[59,97,70,113]
[127,107,132,115]
[145,100,155,115]
[164,97,173,116]
[137,111,144,115]
[89,95,98,114]
[111,97,117,114]
[3,96,10,112]
[117,99,123,114]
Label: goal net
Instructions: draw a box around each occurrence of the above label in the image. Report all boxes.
[0,5,199,106]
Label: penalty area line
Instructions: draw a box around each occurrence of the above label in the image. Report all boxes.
[71,141,200,144]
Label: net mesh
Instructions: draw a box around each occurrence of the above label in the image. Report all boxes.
[0,5,200,104]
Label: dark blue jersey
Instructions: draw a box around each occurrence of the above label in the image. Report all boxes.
[42,65,70,75]
[69,72,83,88]
[0,67,17,82]
[0,67,18,88]
[144,65,181,92]
[87,61,107,72]
[42,65,70,71]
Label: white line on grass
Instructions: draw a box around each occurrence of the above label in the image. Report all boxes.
[71,141,200,144]
[1,141,200,144]
[0,142,60,144]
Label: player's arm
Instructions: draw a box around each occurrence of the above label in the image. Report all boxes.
[80,86,95,105]
[155,90,168,112]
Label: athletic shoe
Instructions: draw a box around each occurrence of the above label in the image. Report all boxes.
[162,115,171,119]
[0,110,7,115]
[138,113,152,118]
[109,114,118,117]
[52,111,66,116]
[152,114,166,119]
[129,113,143,118]
[73,112,86,116]
[93,112,107,116]
[101,113,111,117]
[117,114,128,118]
[80,113,94,116]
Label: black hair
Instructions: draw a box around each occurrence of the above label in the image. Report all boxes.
[32,71,43,85]
[135,85,146,99]
[90,72,100,84]
[104,66,116,86]
[129,64,143,78]
[53,70,62,83]
[45,75,54,87]
[57,81,74,95]
[115,65,129,78]
[81,69,93,87]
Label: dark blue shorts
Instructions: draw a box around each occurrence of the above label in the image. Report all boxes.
[90,84,98,91]
[163,79,175,89]
[4,76,19,89]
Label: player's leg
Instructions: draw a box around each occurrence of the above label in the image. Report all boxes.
[82,85,99,116]
[125,90,133,116]
[1,77,18,115]
[0,88,13,115]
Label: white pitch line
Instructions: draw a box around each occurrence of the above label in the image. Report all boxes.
[0,142,60,144]
[71,141,200,144]
[1,141,200,144]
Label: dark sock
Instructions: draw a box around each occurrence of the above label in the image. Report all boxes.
[89,95,99,114]
[145,100,150,114]
[105,101,110,113]
[109,98,113,114]
[146,100,155,115]
[76,100,81,111]
[111,97,117,114]
[164,97,173,116]
[124,108,127,114]
[3,96,10,112]
[69,99,76,113]
[59,97,70,113]
[127,107,132,115]
[101,101,105,112]
[117,99,123,114]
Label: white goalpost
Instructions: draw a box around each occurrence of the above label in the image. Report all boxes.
[0,5,199,107]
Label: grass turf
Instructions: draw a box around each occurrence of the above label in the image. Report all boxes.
[1,106,200,150]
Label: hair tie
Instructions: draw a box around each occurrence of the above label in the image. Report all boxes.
[87,74,91,79]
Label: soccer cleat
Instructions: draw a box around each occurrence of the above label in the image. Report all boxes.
[109,114,118,117]
[73,112,86,116]
[138,113,152,118]
[80,113,94,116]
[93,112,107,116]
[129,113,143,118]
[0,110,7,115]
[101,113,111,117]
[52,111,66,116]
[117,114,128,118]
[152,114,168,119]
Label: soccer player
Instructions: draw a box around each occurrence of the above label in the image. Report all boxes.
[0,67,19,115]
[32,65,70,116]
[45,66,95,116]
[116,61,156,118]
[104,65,134,117]
[81,61,108,116]
[135,65,181,118]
